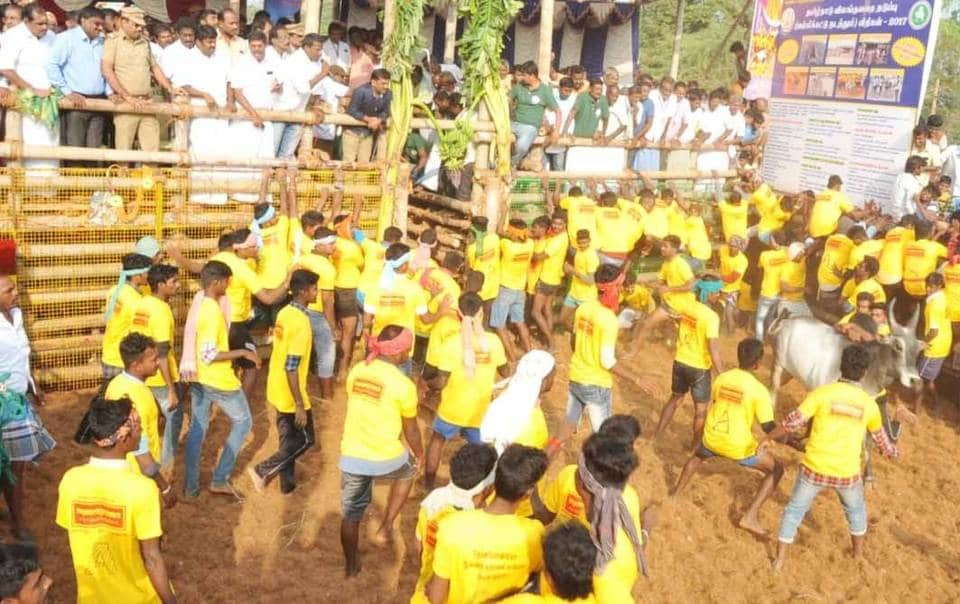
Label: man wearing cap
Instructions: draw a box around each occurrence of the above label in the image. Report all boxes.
[286,22,304,51]
[101,6,180,153]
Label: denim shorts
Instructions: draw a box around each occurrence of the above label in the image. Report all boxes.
[697,443,760,467]
[563,294,586,309]
[306,309,336,379]
[917,354,944,381]
[490,286,526,328]
[432,416,483,444]
[565,381,612,431]
[340,459,417,521]
[671,361,712,403]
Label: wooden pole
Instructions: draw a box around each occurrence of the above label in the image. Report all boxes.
[538,0,555,81]
[670,0,685,79]
[931,78,941,114]
[304,0,322,34]
[443,1,458,64]
[4,87,21,169]
[382,0,396,40]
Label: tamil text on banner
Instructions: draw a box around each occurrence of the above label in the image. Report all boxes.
[745,0,941,205]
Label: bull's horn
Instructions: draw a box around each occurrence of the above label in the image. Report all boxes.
[887,299,902,331]
[907,303,920,331]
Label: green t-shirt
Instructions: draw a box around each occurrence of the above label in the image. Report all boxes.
[571,92,609,138]
[403,132,430,164]
[510,82,559,128]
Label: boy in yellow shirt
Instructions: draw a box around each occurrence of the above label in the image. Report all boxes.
[671,338,784,536]
[531,213,569,350]
[718,236,748,334]
[755,234,788,340]
[918,273,952,403]
[764,345,899,571]
[809,175,859,239]
[876,216,916,295]
[426,444,548,604]
[423,293,508,488]
[183,261,258,501]
[104,333,176,509]
[640,235,697,340]
[778,242,810,317]
[500,522,598,603]
[816,227,858,312]
[249,270,318,495]
[331,210,366,378]
[717,190,748,242]
[57,397,176,604]
[466,216,501,318]
[902,220,948,299]
[130,264,182,472]
[558,186,598,243]
[250,196,292,324]
[492,219,536,361]
[413,443,497,603]
[339,325,424,576]
[839,256,885,313]
[558,229,600,331]
[101,253,152,380]
[297,228,338,402]
[595,192,637,266]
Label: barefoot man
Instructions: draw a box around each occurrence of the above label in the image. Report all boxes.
[671,338,783,535]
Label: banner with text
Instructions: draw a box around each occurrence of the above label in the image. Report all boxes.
[745,0,941,205]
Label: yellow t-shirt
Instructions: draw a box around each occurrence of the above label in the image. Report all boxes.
[129,295,179,388]
[432,509,544,604]
[105,373,161,472]
[685,215,712,261]
[297,252,336,313]
[924,290,952,359]
[902,239,948,297]
[846,239,884,270]
[257,215,291,289]
[56,460,163,604]
[500,594,596,604]
[560,195,599,242]
[675,299,720,370]
[750,183,777,215]
[797,381,882,478]
[467,232,502,301]
[340,359,417,462]
[621,285,656,314]
[944,263,960,321]
[102,283,142,368]
[569,300,619,388]
[738,280,758,311]
[757,200,791,234]
[841,277,886,308]
[538,465,643,602]
[500,238,535,291]
[877,227,915,285]
[664,201,687,241]
[437,332,507,428]
[596,206,635,254]
[425,313,462,369]
[195,297,241,391]
[817,234,854,290]
[333,236,364,289]
[759,248,788,298]
[617,197,647,225]
[569,247,600,302]
[703,369,773,459]
[513,407,549,449]
[539,232,569,287]
[416,269,461,337]
[809,189,854,238]
[358,239,387,296]
[779,259,806,302]
[364,277,429,337]
[266,305,312,413]
[719,246,748,294]
[211,251,262,322]
[413,505,457,600]
[527,238,546,295]
[642,201,670,241]
[717,200,748,241]
[658,255,696,310]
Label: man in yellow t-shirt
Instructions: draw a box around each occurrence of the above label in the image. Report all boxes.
[466,216,502,312]
[596,191,638,266]
[423,293,508,488]
[559,186,598,243]
[719,237,748,333]
[558,229,600,331]
[250,200,292,305]
[105,333,176,509]
[816,229,856,310]
[413,443,498,603]
[634,234,697,342]
[57,397,176,604]
[130,263,182,472]
[876,217,916,289]
[779,242,810,318]
[499,522,599,604]
[763,345,899,571]
[945,260,960,324]
[902,220,948,298]
[840,256,886,313]
[426,444,547,604]
[756,236,788,340]
[531,214,569,351]
[655,294,723,448]
[183,260,258,501]
[671,338,784,536]
[492,219,536,360]
[918,273,952,401]
[297,227,339,401]
[250,270,318,495]
[339,325,424,577]
[101,253,152,380]
[331,212,366,378]
[809,175,858,238]
[718,191,748,242]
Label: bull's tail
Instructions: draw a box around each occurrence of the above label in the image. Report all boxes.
[766,307,791,339]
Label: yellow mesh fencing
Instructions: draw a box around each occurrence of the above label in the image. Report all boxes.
[0,166,383,392]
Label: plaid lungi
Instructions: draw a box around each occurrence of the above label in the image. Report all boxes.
[2,403,55,462]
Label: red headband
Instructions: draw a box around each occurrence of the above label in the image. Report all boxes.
[596,272,626,312]
[365,328,414,364]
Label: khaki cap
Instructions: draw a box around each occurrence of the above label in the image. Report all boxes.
[120,6,146,26]
[286,22,305,36]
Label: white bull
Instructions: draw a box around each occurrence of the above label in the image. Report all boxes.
[767,303,924,409]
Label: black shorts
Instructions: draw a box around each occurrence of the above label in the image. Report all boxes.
[536,281,560,296]
[671,361,712,403]
[334,287,359,319]
[228,321,258,369]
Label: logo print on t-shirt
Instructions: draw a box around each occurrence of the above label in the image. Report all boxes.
[72,501,126,530]
[352,377,384,401]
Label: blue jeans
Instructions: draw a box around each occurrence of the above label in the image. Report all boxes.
[755,296,779,340]
[511,122,539,167]
[546,150,566,171]
[777,471,867,544]
[184,384,253,495]
[565,382,613,431]
[306,309,336,379]
[274,123,303,158]
[151,385,183,470]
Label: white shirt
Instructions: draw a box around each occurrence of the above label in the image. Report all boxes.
[313,76,349,140]
[274,48,325,112]
[700,107,729,145]
[0,307,31,395]
[646,89,676,142]
[149,41,163,63]
[545,93,577,153]
[941,144,960,197]
[890,172,922,220]
[724,109,746,140]
[665,97,695,144]
[182,47,231,106]
[160,40,195,86]
[606,94,631,141]
[230,53,277,109]
[0,22,54,89]
[685,107,704,144]
[321,38,351,70]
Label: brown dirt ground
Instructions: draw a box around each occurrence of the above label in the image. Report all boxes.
[22,332,960,603]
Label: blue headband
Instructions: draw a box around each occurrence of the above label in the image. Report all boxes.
[104,266,151,322]
[249,205,277,250]
[379,251,412,291]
